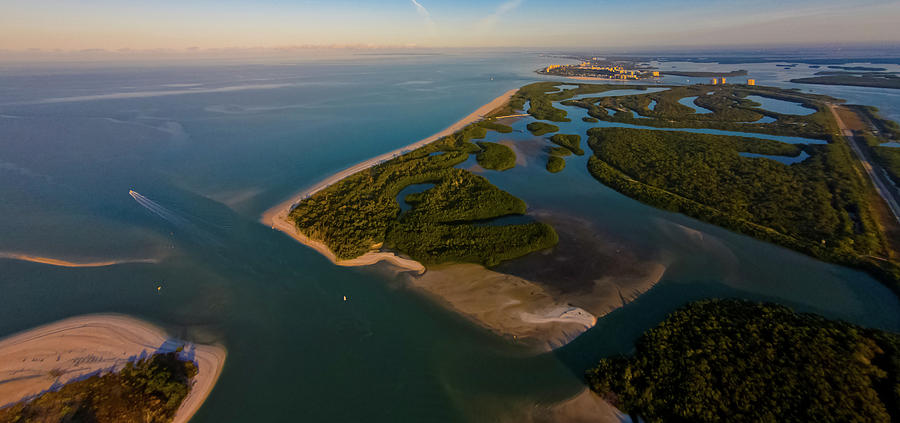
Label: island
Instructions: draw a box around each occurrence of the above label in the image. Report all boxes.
[791,74,900,90]
[0,314,225,423]
[587,299,900,422]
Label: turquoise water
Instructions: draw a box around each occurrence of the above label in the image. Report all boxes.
[0,52,898,422]
[745,95,817,115]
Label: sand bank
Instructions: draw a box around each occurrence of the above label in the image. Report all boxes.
[0,252,157,268]
[260,88,519,272]
[0,314,225,423]
[406,263,596,351]
[514,388,630,423]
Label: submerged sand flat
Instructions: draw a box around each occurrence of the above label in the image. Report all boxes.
[495,211,669,319]
[0,314,225,423]
[407,263,597,351]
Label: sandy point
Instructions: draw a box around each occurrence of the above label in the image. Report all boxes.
[0,314,226,423]
[259,88,519,273]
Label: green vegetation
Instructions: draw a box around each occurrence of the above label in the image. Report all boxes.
[475,141,516,171]
[0,352,197,423]
[386,166,557,265]
[587,127,899,291]
[476,120,513,133]
[875,146,900,185]
[546,155,566,173]
[547,146,572,157]
[582,116,599,123]
[527,121,559,136]
[660,69,748,77]
[587,299,900,423]
[791,75,900,90]
[563,84,837,140]
[503,81,664,123]
[549,134,584,155]
[290,103,557,267]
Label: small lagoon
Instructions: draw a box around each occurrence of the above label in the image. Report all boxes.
[746,95,817,115]
[678,96,714,114]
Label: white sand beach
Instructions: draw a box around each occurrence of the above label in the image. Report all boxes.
[0,314,226,423]
[259,88,519,272]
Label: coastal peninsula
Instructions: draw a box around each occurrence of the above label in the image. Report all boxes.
[261,89,598,350]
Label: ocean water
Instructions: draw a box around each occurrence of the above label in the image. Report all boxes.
[0,51,899,422]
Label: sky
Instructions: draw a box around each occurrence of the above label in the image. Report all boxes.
[1,0,899,53]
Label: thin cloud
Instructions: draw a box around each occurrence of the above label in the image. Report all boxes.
[480,0,523,29]
[410,0,436,34]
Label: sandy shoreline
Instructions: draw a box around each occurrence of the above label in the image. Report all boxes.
[0,314,225,423]
[260,88,519,272]
[0,252,158,268]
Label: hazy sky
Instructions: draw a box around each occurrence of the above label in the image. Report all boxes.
[2,0,899,51]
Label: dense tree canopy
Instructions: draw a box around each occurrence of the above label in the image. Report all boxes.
[0,352,197,423]
[587,299,900,423]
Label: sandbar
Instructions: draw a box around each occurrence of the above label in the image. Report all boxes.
[259,88,519,273]
[0,252,158,268]
[0,314,225,423]
[406,263,597,351]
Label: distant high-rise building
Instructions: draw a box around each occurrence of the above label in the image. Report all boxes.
[652,71,660,77]
[711,78,718,85]
[720,77,726,84]
[746,79,756,85]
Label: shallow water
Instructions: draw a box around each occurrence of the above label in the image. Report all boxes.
[556,100,825,144]
[0,52,898,422]
[739,150,810,164]
[678,96,714,114]
[745,95,817,115]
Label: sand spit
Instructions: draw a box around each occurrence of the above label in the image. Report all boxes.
[0,314,225,423]
[259,88,519,273]
[406,263,597,352]
[0,252,158,268]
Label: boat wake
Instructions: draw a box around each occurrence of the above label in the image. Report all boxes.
[130,190,191,227]
[129,190,220,246]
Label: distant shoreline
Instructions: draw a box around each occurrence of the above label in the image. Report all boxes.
[259,88,519,272]
[0,314,225,423]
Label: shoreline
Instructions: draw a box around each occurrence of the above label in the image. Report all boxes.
[260,88,519,272]
[0,314,226,423]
